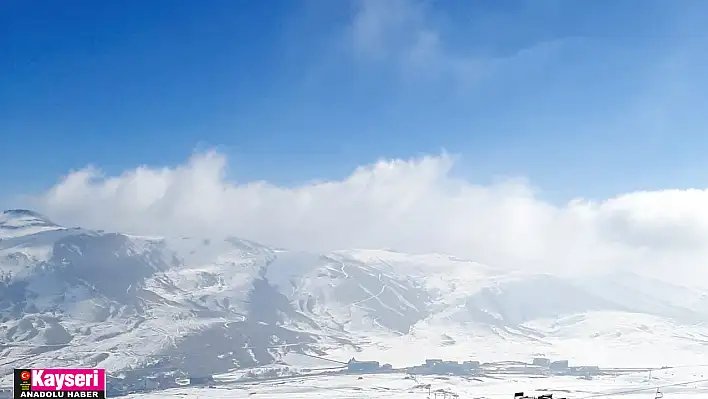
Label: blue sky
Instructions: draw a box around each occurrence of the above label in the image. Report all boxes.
[3,0,708,206]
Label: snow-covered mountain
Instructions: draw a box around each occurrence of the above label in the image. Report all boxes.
[2,209,708,388]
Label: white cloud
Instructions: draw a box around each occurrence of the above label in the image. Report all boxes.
[346,0,482,81]
[33,151,708,285]
[344,0,569,87]
[348,0,428,61]
[18,0,708,287]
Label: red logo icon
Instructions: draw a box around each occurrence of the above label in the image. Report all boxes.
[20,371,30,381]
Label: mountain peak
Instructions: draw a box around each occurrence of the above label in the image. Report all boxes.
[2,208,49,218]
[1,209,56,224]
[0,209,62,238]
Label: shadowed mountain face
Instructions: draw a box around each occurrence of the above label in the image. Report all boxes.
[52,233,172,302]
[1,211,398,383]
[2,210,708,389]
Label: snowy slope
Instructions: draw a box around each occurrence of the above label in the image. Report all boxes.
[0,210,323,388]
[2,209,708,393]
[124,366,708,398]
[0,210,65,239]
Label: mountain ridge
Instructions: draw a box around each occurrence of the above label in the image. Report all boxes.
[1,209,708,388]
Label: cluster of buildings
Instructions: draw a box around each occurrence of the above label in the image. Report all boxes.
[343,355,602,380]
[346,356,602,378]
[346,358,393,373]
[531,357,600,376]
[532,357,569,371]
[346,357,481,376]
[415,358,481,375]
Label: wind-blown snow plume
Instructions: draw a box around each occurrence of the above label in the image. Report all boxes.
[30,151,708,285]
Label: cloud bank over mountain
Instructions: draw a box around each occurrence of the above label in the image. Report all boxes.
[30,151,708,284]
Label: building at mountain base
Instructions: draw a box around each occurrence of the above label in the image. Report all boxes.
[347,358,381,372]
